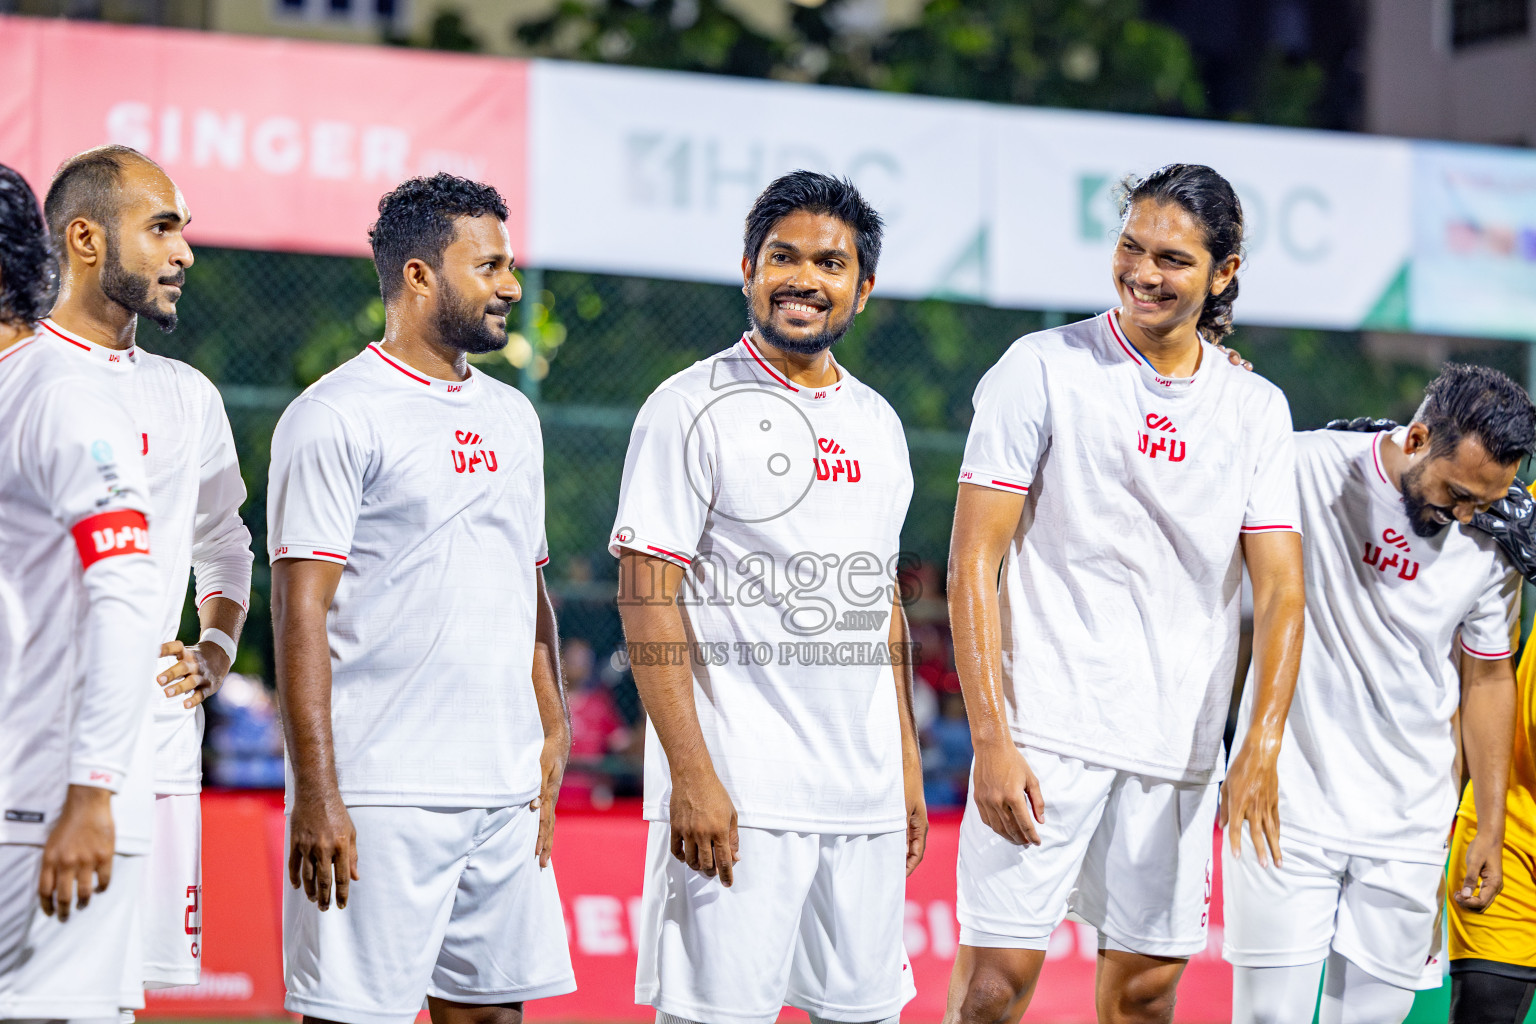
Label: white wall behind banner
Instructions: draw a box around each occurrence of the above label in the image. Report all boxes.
[986,108,1414,330]
[529,60,991,301]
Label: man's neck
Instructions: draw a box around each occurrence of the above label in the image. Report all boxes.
[0,320,34,354]
[380,321,469,382]
[748,330,839,389]
[50,285,137,351]
[1378,429,1408,495]
[1115,309,1202,379]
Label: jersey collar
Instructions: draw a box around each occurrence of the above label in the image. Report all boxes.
[368,342,479,397]
[40,318,137,371]
[737,334,847,405]
[1104,310,1209,397]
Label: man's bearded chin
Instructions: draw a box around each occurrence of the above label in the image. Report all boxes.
[435,285,509,355]
[100,244,177,333]
[747,292,856,356]
[1400,461,1449,538]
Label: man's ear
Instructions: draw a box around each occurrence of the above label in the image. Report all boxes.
[64,218,105,270]
[1402,421,1433,457]
[741,254,752,295]
[401,257,435,300]
[854,274,875,314]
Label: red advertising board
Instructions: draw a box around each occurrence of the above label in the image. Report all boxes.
[146,793,1233,1022]
[0,16,527,259]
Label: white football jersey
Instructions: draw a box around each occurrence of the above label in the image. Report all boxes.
[610,335,914,834]
[1234,429,1518,863]
[959,312,1300,784]
[267,343,549,807]
[40,319,253,794]
[0,333,159,852]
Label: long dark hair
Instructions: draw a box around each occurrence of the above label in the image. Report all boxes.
[1117,163,1244,342]
[0,164,56,327]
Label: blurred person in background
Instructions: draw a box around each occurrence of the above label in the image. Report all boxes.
[1223,366,1533,1024]
[563,637,634,806]
[612,169,925,1024]
[269,173,574,1024]
[922,691,973,810]
[41,144,254,1006]
[945,163,1305,1024]
[0,162,160,1023]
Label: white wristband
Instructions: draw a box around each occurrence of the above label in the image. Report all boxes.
[198,626,237,665]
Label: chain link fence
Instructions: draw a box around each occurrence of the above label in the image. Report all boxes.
[160,246,1527,800]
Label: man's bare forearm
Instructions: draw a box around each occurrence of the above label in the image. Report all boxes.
[1240,534,1305,753]
[617,553,713,777]
[1462,654,1516,842]
[272,560,342,795]
[532,569,570,745]
[948,553,1012,749]
[890,597,920,769]
[197,595,246,646]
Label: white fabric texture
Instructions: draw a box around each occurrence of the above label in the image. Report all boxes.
[1319,952,1418,1024]
[282,804,574,1024]
[267,344,549,808]
[140,793,201,988]
[610,335,914,834]
[1231,962,1326,1024]
[956,745,1218,958]
[958,311,1300,784]
[1233,428,1519,864]
[0,844,145,1020]
[0,334,158,853]
[634,822,913,1024]
[42,319,254,796]
[1222,833,1444,990]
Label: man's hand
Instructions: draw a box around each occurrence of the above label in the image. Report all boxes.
[1215,342,1252,371]
[158,639,231,709]
[905,755,929,876]
[971,740,1044,846]
[1221,738,1282,867]
[668,766,739,886]
[287,787,357,911]
[1455,831,1505,912]
[38,784,115,921]
[531,730,569,868]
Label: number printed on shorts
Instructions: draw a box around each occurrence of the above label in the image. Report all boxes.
[185,884,202,958]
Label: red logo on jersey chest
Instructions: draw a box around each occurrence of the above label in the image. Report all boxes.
[1137,413,1186,462]
[451,430,498,474]
[140,433,148,455]
[814,437,862,483]
[1363,528,1418,581]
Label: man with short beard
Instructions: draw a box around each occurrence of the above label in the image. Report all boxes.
[1224,364,1536,1024]
[268,174,575,1024]
[40,145,253,1010]
[611,170,926,1024]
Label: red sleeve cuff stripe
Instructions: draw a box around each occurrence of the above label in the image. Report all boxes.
[535,556,550,567]
[991,479,1029,492]
[1461,638,1511,659]
[1240,524,1297,532]
[310,550,348,561]
[71,509,150,569]
[646,544,692,566]
[197,590,222,606]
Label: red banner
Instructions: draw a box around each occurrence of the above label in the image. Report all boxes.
[0,16,527,258]
[146,793,1233,1022]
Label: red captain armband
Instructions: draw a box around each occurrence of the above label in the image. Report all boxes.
[71,509,151,570]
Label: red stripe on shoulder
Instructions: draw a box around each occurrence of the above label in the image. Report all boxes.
[72,509,151,570]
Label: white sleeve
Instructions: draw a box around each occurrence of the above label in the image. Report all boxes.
[609,387,710,569]
[267,396,366,565]
[27,383,158,792]
[1459,564,1520,661]
[1242,389,1302,534]
[191,382,254,608]
[958,339,1048,495]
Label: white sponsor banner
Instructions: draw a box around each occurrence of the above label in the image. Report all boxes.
[528,60,990,300]
[985,107,1414,328]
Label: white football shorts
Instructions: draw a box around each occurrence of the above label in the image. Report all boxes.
[956,746,1219,958]
[634,822,915,1024]
[0,843,145,1020]
[283,803,576,1024]
[140,792,202,989]
[1222,832,1445,990]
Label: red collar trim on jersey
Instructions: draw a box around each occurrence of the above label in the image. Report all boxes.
[368,342,475,394]
[0,332,40,368]
[40,318,137,366]
[739,334,843,397]
[1371,431,1392,486]
[1105,310,1146,367]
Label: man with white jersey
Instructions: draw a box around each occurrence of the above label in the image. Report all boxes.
[612,170,926,1024]
[40,145,254,1001]
[1223,365,1535,1024]
[269,173,574,1024]
[945,164,1306,1024]
[0,162,160,1022]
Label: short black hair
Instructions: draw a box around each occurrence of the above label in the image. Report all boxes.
[1413,363,1536,466]
[743,170,883,280]
[44,145,155,261]
[369,173,509,301]
[0,164,56,327]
